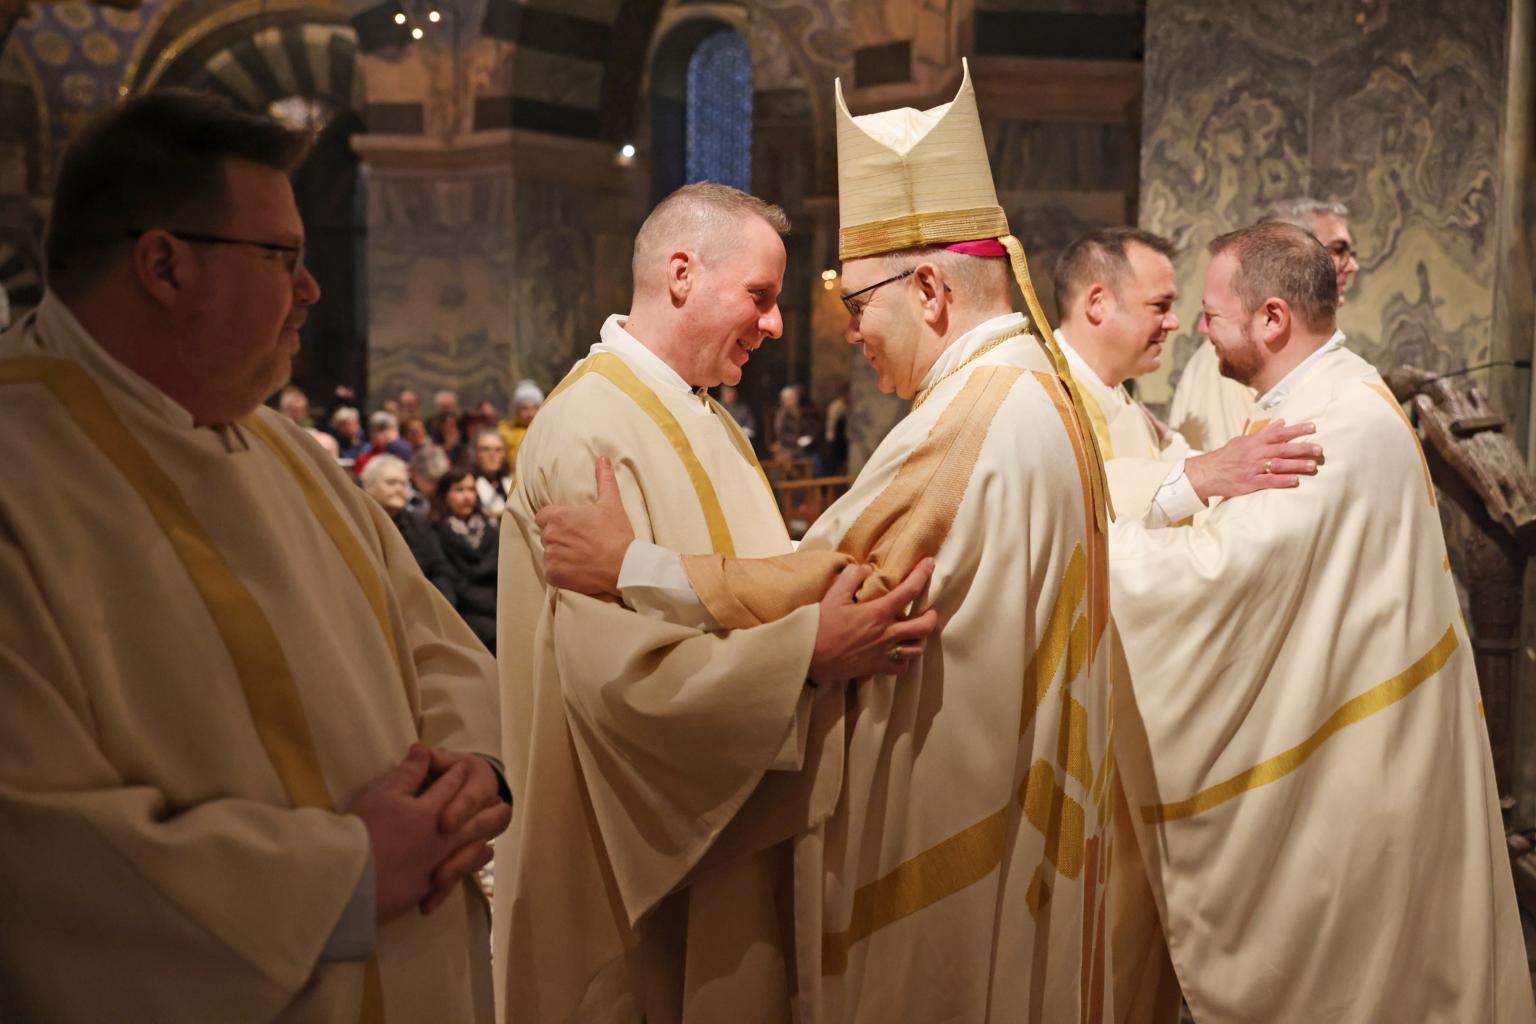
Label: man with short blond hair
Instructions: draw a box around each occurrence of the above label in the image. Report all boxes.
[494,180,935,1022]
[1110,221,1533,1021]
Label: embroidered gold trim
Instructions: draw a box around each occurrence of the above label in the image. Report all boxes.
[839,205,1009,260]
[548,352,737,557]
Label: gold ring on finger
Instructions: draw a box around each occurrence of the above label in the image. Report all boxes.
[1264,458,1273,474]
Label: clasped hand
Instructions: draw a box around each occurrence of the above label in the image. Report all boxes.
[346,744,511,924]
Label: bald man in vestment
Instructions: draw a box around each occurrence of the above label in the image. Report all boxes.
[1111,222,1534,1022]
[493,182,936,1023]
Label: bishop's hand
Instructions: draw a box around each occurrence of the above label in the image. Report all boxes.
[537,456,634,596]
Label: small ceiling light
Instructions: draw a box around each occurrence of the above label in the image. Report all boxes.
[821,269,837,280]
[620,143,637,159]
[393,11,406,24]
[428,9,441,22]
[411,26,424,39]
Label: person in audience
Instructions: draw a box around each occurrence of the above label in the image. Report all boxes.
[430,409,463,459]
[433,388,460,418]
[431,468,499,652]
[718,383,759,453]
[398,388,421,421]
[306,427,341,461]
[401,415,432,456]
[277,384,310,426]
[362,454,456,602]
[355,409,412,475]
[497,379,543,473]
[408,445,451,518]
[773,383,822,471]
[471,428,513,519]
[327,405,365,463]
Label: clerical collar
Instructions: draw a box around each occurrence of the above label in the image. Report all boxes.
[1253,330,1347,411]
[916,312,1027,393]
[595,314,694,395]
[1054,328,1115,393]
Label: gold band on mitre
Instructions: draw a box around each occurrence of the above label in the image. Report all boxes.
[839,206,1010,261]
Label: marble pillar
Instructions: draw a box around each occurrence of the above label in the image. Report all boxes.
[1140,0,1520,409]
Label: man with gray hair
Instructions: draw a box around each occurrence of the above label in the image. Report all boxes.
[1170,197,1362,450]
[1109,222,1532,1020]
[493,181,937,1020]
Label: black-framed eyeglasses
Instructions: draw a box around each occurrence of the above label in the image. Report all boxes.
[1324,240,1354,262]
[840,268,914,320]
[123,228,306,279]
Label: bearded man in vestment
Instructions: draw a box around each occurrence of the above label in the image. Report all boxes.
[1168,197,1361,451]
[493,182,937,1023]
[1110,222,1535,1021]
[0,91,509,1021]
[1051,226,1322,521]
[537,61,1124,1023]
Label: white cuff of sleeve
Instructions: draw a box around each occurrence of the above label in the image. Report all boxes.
[1147,459,1207,527]
[617,540,720,631]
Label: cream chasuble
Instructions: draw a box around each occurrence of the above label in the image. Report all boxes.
[494,322,833,1023]
[1059,332,1193,518]
[1167,339,1254,451]
[681,315,1117,1023]
[0,296,499,1022]
[1109,344,1534,1022]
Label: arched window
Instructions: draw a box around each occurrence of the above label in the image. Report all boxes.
[650,20,753,203]
[685,29,752,190]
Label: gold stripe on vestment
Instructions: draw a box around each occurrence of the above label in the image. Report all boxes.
[245,415,407,688]
[1022,759,1085,879]
[0,357,388,1022]
[1366,382,1435,506]
[1005,237,1113,533]
[0,357,335,809]
[547,352,738,556]
[1243,417,1272,435]
[1035,371,1111,653]
[1020,544,1086,736]
[1076,385,1115,459]
[1142,624,1461,824]
[821,805,1011,975]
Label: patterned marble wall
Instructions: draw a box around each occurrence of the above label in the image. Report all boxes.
[1140,0,1515,408]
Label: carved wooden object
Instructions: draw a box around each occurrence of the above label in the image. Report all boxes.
[1384,366,1536,797]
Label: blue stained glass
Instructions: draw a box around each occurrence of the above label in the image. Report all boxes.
[685,29,752,192]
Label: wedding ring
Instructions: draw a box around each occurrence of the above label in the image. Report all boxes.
[1264,459,1273,474]
[889,645,908,661]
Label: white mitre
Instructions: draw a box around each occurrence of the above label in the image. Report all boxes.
[834,58,1008,260]
[833,59,1113,527]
